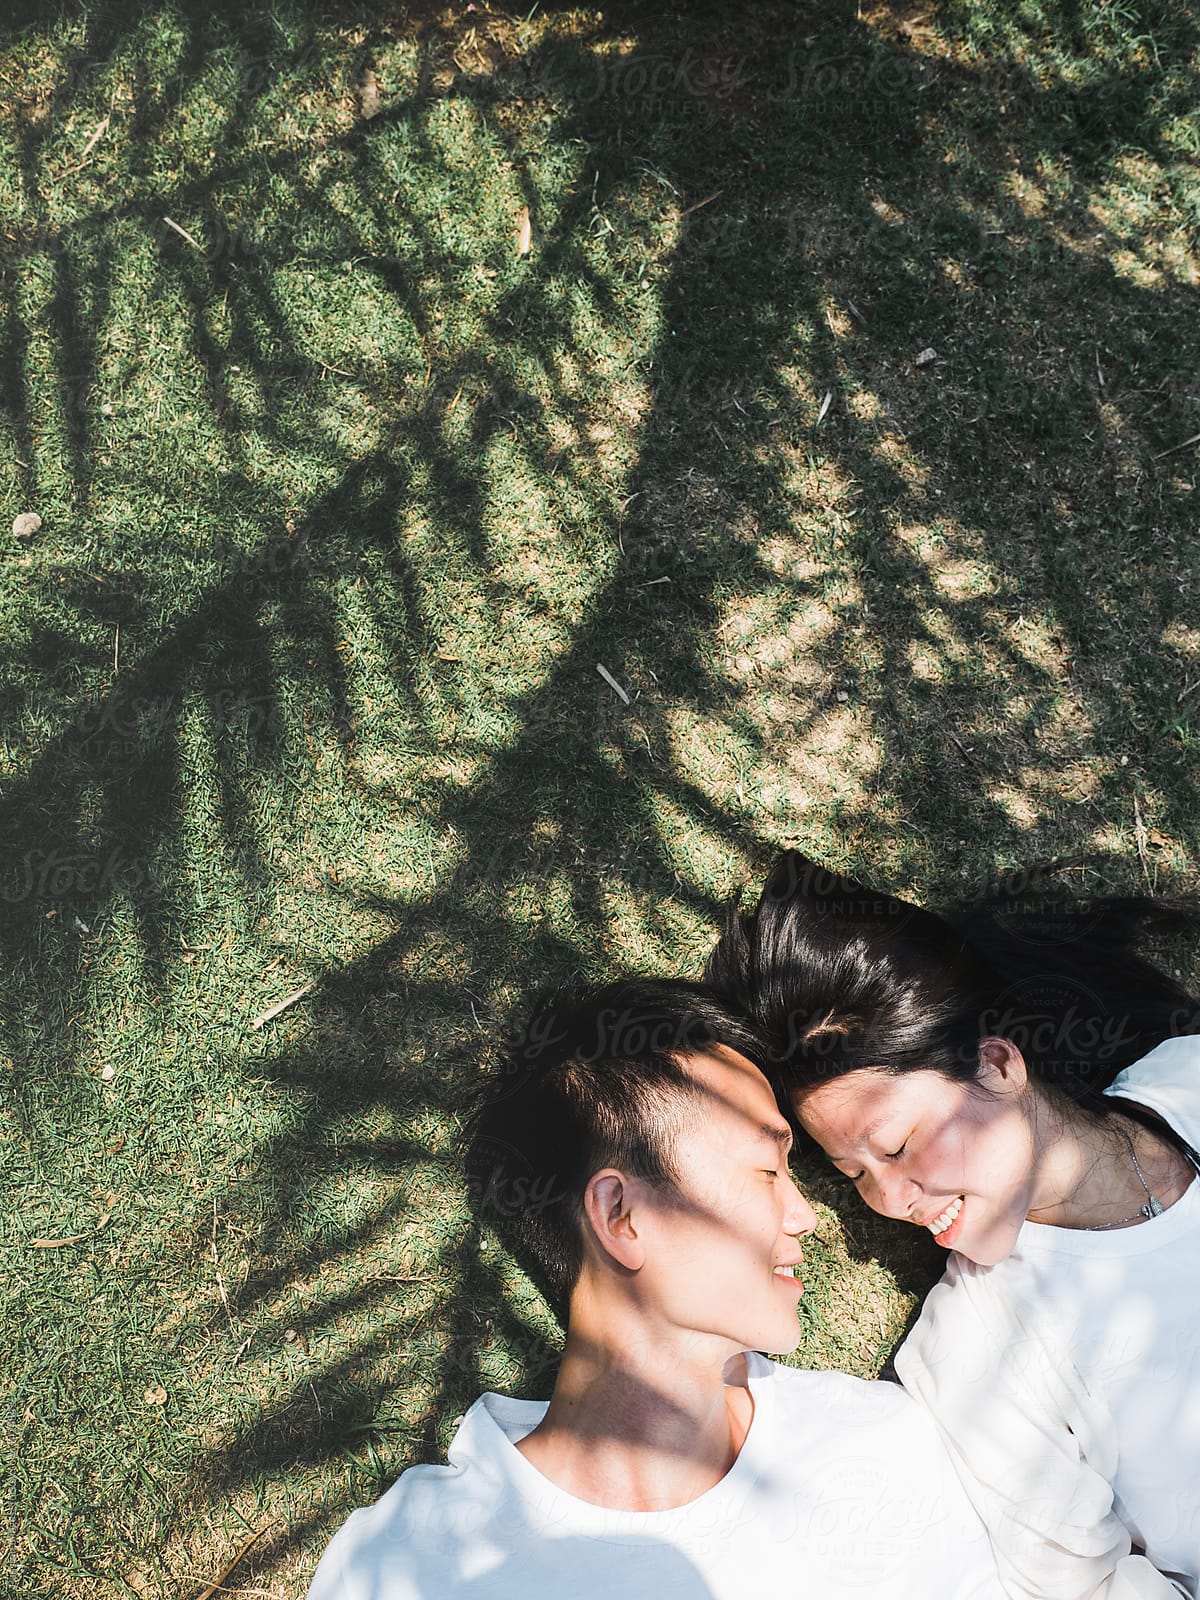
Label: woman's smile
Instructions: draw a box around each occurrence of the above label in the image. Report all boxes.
[796,1049,1038,1267]
[923,1195,965,1246]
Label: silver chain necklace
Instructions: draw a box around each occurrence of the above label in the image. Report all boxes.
[1083,1126,1167,1231]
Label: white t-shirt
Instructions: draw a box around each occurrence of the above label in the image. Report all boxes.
[897,1035,1200,1600]
[305,1353,1005,1599]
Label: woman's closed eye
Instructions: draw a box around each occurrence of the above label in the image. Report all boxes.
[838,1140,908,1184]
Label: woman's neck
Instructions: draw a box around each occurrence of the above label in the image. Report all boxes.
[1027,1097,1194,1229]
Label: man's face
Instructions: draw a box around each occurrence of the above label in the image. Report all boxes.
[638,1046,817,1357]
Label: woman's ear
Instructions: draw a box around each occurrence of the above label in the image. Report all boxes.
[977,1036,1029,1092]
[582,1169,647,1272]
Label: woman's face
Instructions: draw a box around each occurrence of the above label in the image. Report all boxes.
[795,1045,1039,1266]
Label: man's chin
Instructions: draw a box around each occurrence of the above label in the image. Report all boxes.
[705,1321,802,1363]
[755,1326,802,1359]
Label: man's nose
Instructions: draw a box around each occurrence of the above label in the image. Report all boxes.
[784,1173,819,1236]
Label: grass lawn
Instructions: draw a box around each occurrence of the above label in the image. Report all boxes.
[2,0,1198,1592]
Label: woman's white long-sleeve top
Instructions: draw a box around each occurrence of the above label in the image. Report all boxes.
[895,1035,1200,1600]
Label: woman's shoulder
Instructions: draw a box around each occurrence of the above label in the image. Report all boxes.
[1105,1036,1200,1141]
[896,1250,1068,1396]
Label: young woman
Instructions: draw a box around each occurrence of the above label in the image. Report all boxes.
[706,851,1200,1600]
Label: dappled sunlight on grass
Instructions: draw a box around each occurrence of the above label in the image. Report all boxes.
[2,0,1199,1592]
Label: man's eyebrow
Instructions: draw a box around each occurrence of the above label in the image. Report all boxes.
[758,1124,793,1151]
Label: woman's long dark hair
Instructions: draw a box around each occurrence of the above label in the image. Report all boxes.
[704,851,1200,1111]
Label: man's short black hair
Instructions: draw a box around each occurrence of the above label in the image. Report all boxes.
[463,978,768,1324]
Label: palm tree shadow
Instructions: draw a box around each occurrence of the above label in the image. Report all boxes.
[4,1,1200,1590]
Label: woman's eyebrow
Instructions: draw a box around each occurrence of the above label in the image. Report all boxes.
[824,1115,891,1161]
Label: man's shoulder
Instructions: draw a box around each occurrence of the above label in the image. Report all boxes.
[754,1355,913,1414]
[751,1356,939,1449]
[305,1392,544,1600]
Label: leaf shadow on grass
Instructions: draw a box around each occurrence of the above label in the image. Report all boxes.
[3,0,1200,1590]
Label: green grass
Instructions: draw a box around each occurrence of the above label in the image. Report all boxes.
[2,0,1199,1592]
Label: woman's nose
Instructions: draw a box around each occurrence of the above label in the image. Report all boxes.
[873,1168,919,1220]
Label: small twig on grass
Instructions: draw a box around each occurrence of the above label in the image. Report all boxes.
[211,1199,237,1338]
[80,118,110,159]
[250,980,315,1030]
[596,663,630,704]
[1133,795,1152,885]
[162,215,204,252]
[677,188,724,219]
[58,116,110,177]
[1153,431,1200,460]
[188,1526,271,1600]
[179,1587,282,1599]
[946,730,980,772]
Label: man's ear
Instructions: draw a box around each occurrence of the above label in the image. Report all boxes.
[582,1169,647,1273]
[978,1036,1029,1092]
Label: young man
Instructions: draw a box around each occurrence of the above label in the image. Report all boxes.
[306,980,1004,1599]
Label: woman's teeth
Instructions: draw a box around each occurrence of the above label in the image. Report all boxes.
[928,1197,964,1236]
[773,1265,799,1277]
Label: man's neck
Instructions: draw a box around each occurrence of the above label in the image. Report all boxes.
[515,1318,754,1513]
